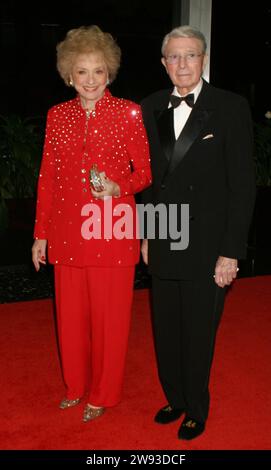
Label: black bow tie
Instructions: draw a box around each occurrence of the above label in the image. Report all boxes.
[169,93,195,108]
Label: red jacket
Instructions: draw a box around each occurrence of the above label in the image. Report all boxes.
[34,89,151,267]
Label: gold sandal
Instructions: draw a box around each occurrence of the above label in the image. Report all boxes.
[83,404,104,422]
[59,398,81,409]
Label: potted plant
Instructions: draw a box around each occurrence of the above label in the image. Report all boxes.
[0,114,43,231]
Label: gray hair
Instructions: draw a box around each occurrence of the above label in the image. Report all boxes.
[161,25,207,56]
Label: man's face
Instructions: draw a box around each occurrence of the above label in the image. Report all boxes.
[162,37,207,95]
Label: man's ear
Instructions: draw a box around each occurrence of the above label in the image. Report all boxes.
[202,53,208,70]
[161,57,168,73]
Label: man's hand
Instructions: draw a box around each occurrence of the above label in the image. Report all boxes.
[214,256,239,288]
[141,239,148,265]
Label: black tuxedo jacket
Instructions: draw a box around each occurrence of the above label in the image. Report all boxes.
[141,80,256,279]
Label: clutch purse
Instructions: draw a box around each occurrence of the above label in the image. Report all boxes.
[89,164,104,192]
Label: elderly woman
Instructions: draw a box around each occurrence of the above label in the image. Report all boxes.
[32,25,151,422]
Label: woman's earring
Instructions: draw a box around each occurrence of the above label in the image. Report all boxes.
[106,78,110,86]
[69,79,73,87]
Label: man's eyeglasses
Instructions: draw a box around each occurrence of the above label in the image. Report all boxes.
[164,53,203,64]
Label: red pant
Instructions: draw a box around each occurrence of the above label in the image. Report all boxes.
[54,265,135,407]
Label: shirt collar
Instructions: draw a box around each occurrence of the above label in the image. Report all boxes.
[75,88,112,113]
[172,78,203,103]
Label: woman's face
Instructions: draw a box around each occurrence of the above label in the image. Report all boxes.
[70,52,108,109]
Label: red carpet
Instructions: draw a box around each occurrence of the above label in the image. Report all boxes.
[0,276,271,450]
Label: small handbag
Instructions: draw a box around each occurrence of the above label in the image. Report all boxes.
[89,164,104,192]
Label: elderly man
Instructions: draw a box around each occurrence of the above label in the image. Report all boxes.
[141,25,255,440]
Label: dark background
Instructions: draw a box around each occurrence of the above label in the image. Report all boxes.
[1,0,271,118]
[0,0,271,293]
[0,0,172,117]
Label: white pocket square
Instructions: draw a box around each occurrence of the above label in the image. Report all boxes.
[202,134,214,140]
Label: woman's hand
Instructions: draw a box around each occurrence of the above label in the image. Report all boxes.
[141,239,148,265]
[91,172,120,199]
[32,239,47,271]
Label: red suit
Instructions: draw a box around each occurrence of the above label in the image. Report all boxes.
[34,89,151,406]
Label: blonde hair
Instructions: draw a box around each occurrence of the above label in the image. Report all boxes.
[56,25,121,85]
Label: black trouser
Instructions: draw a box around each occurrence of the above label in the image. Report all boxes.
[151,275,226,423]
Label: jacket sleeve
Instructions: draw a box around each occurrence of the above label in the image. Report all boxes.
[139,98,155,206]
[114,104,152,196]
[34,109,56,239]
[220,97,256,259]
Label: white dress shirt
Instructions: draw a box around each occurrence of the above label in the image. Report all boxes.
[170,79,203,140]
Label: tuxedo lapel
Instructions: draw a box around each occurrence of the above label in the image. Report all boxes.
[154,106,175,162]
[150,83,214,182]
[166,107,211,176]
[162,81,214,179]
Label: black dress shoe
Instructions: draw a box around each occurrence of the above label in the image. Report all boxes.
[178,416,205,440]
[154,404,184,424]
